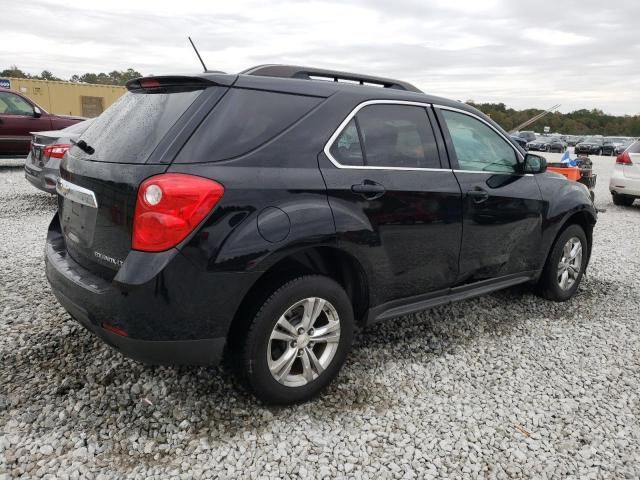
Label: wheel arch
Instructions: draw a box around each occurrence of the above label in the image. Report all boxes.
[543,209,596,275]
[225,246,370,352]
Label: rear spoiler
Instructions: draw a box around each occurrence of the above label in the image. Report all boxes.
[126,74,237,92]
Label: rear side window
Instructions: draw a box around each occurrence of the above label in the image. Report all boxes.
[329,119,364,166]
[176,89,322,163]
[328,104,440,169]
[358,105,439,169]
[71,90,203,163]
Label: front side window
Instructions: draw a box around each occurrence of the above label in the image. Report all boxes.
[441,110,518,173]
[0,92,34,116]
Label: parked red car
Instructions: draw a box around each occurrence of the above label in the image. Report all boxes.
[0,88,84,156]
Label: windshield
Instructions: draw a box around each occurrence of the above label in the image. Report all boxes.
[71,89,204,163]
[582,137,603,144]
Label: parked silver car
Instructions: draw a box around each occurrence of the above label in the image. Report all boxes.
[24,120,93,193]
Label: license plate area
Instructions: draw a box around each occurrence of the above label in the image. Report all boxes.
[57,179,99,248]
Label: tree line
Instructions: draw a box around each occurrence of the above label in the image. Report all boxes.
[0,66,143,86]
[468,101,640,137]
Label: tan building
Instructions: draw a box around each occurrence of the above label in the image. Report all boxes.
[4,77,126,118]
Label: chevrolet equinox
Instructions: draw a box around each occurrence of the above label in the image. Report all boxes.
[46,65,597,404]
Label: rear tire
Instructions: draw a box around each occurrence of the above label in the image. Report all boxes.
[238,275,354,404]
[612,194,635,207]
[537,224,588,302]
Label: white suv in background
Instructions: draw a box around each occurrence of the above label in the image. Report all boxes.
[610,140,640,206]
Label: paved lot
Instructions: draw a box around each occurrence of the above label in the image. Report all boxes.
[1,156,639,479]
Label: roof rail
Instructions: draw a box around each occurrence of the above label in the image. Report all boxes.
[241,64,422,93]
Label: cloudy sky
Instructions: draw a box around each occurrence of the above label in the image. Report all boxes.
[3,0,639,114]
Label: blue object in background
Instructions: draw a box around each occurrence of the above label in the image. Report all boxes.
[560,151,577,167]
[0,78,10,89]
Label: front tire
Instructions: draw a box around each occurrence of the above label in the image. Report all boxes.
[239,275,354,404]
[537,224,588,302]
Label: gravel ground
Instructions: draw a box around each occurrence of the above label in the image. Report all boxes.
[1,156,639,479]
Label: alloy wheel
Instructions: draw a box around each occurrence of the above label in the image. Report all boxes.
[267,297,341,387]
[557,237,583,290]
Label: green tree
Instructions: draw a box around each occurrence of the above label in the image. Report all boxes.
[37,70,62,81]
[0,65,30,78]
[467,101,640,136]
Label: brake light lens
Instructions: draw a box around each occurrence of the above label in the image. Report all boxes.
[132,173,224,252]
[140,78,161,89]
[616,152,633,165]
[43,143,71,159]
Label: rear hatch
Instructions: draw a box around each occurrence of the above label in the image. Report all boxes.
[624,141,640,179]
[57,75,234,278]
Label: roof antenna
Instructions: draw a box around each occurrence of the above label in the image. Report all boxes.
[188,37,208,72]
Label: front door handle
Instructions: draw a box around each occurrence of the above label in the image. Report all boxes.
[467,188,489,203]
[351,181,386,200]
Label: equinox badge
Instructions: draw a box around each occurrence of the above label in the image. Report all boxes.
[93,251,124,267]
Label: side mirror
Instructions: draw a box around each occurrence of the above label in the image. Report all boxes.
[523,153,547,174]
[33,106,42,118]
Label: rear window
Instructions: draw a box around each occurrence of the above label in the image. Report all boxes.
[628,141,640,154]
[62,119,93,134]
[71,90,203,163]
[175,88,322,163]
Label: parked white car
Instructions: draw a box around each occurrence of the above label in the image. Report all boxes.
[610,140,640,206]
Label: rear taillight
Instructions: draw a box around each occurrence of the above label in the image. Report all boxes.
[616,152,633,165]
[43,143,71,159]
[132,173,224,252]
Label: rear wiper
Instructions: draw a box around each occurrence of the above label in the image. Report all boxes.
[71,139,95,155]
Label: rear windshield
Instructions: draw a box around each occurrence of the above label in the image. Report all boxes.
[71,90,203,163]
[63,119,93,134]
[629,141,640,154]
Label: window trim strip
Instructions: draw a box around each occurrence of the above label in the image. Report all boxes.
[323,99,451,172]
[323,99,526,174]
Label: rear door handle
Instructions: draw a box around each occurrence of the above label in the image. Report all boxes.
[467,188,489,203]
[351,181,386,200]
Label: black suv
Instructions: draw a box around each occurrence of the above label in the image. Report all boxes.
[46,65,597,404]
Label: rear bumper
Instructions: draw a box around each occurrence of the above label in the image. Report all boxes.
[45,214,258,366]
[52,287,226,365]
[24,154,59,194]
[609,168,640,197]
